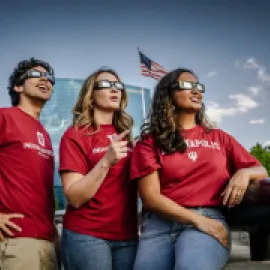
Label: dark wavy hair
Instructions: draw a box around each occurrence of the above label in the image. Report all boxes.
[141,68,214,154]
[7,57,54,106]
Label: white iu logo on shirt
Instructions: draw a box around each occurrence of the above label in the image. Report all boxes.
[188,151,198,162]
[37,132,45,147]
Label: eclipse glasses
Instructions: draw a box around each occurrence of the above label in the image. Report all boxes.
[174,80,205,93]
[18,69,55,85]
[94,80,125,91]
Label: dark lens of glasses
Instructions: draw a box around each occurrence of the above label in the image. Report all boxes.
[114,82,124,90]
[98,81,111,88]
[46,74,54,81]
[30,70,42,78]
[197,84,204,92]
[94,80,124,91]
[179,81,193,89]
[178,80,205,93]
[28,70,55,84]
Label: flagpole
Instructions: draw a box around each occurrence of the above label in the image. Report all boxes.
[137,47,146,121]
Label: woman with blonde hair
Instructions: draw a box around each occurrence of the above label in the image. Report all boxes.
[59,68,138,270]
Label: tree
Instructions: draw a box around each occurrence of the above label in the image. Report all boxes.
[250,143,270,175]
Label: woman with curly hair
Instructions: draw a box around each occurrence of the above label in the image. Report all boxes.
[59,68,138,270]
[130,68,267,270]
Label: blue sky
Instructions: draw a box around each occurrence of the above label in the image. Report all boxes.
[1,0,269,150]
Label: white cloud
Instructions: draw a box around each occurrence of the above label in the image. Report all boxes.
[247,86,261,96]
[206,102,237,123]
[207,71,217,77]
[264,141,270,146]
[258,68,270,82]
[206,95,258,124]
[228,94,258,112]
[249,119,265,124]
[243,58,270,83]
[243,58,260,70]
[235,58,268,97]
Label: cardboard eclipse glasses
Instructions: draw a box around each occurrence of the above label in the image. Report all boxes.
[174,80,205,93]
[18,69,55,85]
[94,80,125,91]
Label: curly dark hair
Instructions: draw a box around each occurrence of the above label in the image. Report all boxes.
[7,57,54,106]
[141,68,214,154]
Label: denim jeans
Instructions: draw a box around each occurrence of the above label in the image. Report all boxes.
[61,229,137,270]
[133,208,230,270]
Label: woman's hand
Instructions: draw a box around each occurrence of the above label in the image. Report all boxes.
[103,130,130,167]
[222,169,250,208]
[193,215,229,248]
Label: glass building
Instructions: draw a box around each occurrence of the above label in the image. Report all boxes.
[40,78,151,209]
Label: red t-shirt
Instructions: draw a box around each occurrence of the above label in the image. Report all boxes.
[130,125,261,207]
[59,125,138,240]
[0,107,55,240]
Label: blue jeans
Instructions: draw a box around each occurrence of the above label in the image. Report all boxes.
[134,208,230,270]
[61,229,137,270]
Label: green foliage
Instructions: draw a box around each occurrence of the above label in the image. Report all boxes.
[250,143,270,175]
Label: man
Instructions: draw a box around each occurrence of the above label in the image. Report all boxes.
[0,58,59,269]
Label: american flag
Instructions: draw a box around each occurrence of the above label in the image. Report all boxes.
[138,50,167,80]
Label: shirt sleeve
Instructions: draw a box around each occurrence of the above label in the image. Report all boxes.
[224,132,261,174]
[0,111,5,146]
[59,129,89,175]
[130,135,161,181]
